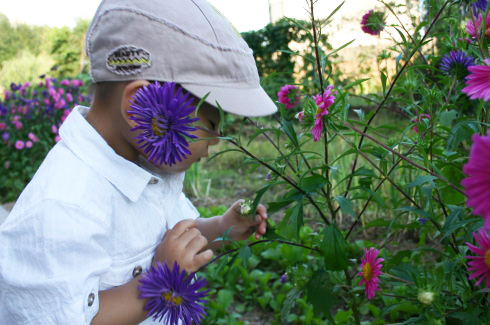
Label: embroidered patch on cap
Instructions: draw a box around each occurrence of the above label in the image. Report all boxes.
[106,46,151,75]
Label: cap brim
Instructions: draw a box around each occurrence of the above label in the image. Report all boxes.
[180,83,278,117]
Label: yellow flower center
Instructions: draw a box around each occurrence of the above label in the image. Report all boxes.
[163,291,183,305]
[363,262,373,281]
[316,107,323,115]
[152,118,164,136]
[485,249,490,268]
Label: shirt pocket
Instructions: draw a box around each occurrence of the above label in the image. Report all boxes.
[99,245,156,290]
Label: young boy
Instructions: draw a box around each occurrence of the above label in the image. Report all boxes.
[0,0,277,324]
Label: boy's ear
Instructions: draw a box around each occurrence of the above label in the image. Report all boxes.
[120,80,151,127]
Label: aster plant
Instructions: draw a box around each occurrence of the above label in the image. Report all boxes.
[128,82,200,166]
[439,50,475,79]
[465,230,490,288]
[361,10,386,36]
[277,84,301,109]
[138,261,209,324]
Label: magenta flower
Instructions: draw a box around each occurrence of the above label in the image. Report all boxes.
[25,140,33,148]
[465,230,490,288]
[467,12,490,38]
[361,10,386,36]
[358,248,383,300]
[311,85,337,142]
[71,79,83,87]
[461,130,490,229]
[54,135,61,142]
[51,125,58,134]
[277,85,300,109]
[66,93,73,102]
[28,132,40,143]
[0,122,6,130]
[462,59,490,102]
[138,261,208,324]
[411,114,431,133]
[311,117,323,142]
[60,79,70,86]
[15,140,25,150]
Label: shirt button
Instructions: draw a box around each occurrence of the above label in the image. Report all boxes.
[149,178,159,185]
[132,265,143,277]
[87,293,95,307]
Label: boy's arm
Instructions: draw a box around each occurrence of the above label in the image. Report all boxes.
[92,219,213,325]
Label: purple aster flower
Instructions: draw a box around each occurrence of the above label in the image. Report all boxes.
[418,217,428,225]
[465,0,488,13]
[440,50,475,79]
[2,131,10,143]
[361,10,386,36]
[138,261,208,324]
[129,82,199,166]
[280,273,288,283]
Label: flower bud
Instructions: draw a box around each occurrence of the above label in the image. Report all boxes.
[417,291,435,305]
[239,200,253,216]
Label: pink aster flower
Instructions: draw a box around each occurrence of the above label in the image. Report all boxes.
[51,124,58,134]
[462,59,490,102]
[25,140,33,148]
[15,140,25,150]
[277,85,300,109]
[60,79,70,86]
[311,117,323,141]
[66,93,73,102]
[465,230,490,288]
[461,131,490,229]
[466,12,490,39]
[361,10,386,36]
[28,132,40,143]
[54,135,61,142]
[358,248,384,300]
[0,122,6,130]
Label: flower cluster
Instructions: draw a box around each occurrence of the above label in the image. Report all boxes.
[138,261,209,324]
[466,12,490,39]
[361,10,386,36]
[1,77,89,151]
[311,85,337,142]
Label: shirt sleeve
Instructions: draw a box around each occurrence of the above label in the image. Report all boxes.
[0,200,111,324]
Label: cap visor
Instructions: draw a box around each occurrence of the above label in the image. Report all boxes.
[181,83,278,117]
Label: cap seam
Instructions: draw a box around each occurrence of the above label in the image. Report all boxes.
[190,0,220,44]
[87,7,252,58]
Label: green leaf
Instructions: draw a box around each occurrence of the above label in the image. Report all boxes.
[380,70,387,94]
[280,118,299,147]
[321,225,349,271]
[439,110,458,127]
[278,203,304,239]
[344,78,370,91]
[335,195,354,217]
[306,270,336,319]
[298,174,328,193]
[406,175,437,188]
[281,288,302,323]
[440,205,479,240]
[251,184,273,212]
[238,245,252,268]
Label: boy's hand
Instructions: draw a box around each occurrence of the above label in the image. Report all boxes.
[221,200,268,241]
[153,219,213,272]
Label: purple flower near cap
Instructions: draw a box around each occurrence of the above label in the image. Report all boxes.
[128,82,199,166]
[15,140,25,150]
[440,50,475,78]
[138,261,208,324]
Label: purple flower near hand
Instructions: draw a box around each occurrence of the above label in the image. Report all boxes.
[128,82,199,166]
[138,261,208,325]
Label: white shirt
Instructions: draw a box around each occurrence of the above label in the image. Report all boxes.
[0,106,200,324]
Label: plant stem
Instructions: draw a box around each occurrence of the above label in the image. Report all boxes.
[344,269,361,325]
[342,0,451,200]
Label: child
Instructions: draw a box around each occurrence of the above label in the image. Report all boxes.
[0,0,277,324]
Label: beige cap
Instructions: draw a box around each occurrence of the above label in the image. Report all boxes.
[86,0,277,117]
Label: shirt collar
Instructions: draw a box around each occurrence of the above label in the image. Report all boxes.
[59,106,152,202]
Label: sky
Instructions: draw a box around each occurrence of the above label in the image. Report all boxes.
[0,0,271,32]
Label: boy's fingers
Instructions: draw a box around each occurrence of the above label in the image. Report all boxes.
[185,233,209,253]
[256,204,268,219]
[169,219,196,239]
[194,249,214,267]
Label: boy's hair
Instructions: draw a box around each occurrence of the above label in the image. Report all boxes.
[85,0,276,117]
